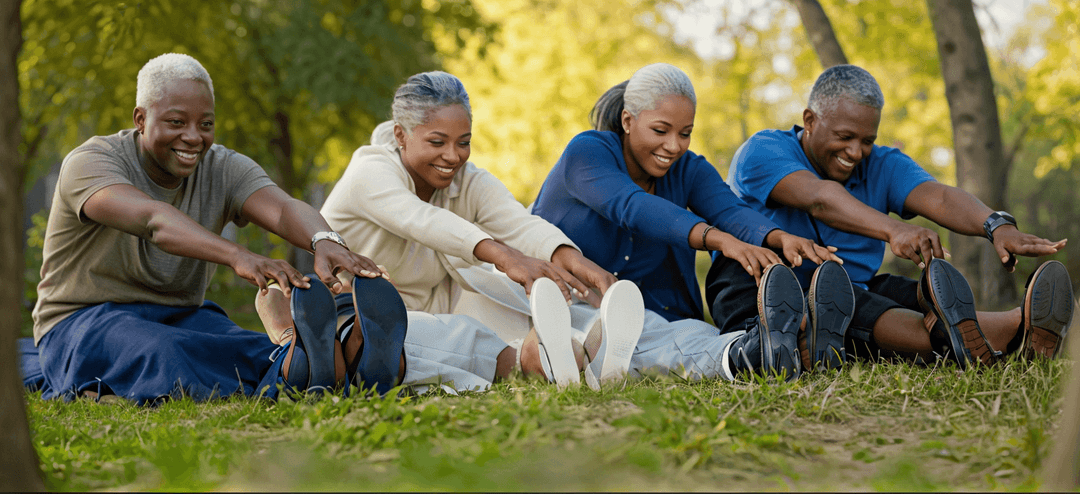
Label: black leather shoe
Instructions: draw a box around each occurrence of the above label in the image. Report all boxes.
[801,260,853,371]
[917,258,996,368]
[728,264,804,381]
[1020,260,1074,360]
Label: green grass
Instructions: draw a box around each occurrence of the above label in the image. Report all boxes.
[27,355,1069,492]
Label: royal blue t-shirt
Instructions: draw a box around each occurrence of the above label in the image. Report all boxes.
[727,125,935,289]
[534,130,779,321]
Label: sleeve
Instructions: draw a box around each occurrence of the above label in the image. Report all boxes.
[730,132,809,209]
[222,149,277,226]
[464,165,576,262]
[683,153,779,246]
[339,151,493,262]
[58,141,135,223]
[560,133,704,246]
[877,147,937,219]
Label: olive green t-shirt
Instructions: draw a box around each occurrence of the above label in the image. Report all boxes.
[32,129,276,343]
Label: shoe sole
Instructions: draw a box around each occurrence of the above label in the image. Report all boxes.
[351,276,408,395]
[757,264,804,380]
[1023,260,1074,359]
[530,278,579,388]
[806,261,853,370]
[587,280,645,390]
[919,259,991,367]
[289,278,340,390]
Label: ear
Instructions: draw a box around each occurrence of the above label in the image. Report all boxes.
[393,124,407,149]
[801,108,816,134]
[620,109,633,134]
[133,107,147,133]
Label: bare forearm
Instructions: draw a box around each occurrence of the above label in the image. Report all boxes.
[270,197,335,252]
[145,205,246,266]
[917,185,992,237]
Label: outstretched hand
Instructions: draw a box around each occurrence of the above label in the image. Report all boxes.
[230,249,310,297]
[551,245,617,307]
[773,231,842,267]
[717,231,784,285]
[312,240,387,294]
[499,249,592,305]
[888,222,947,269]
[991,226,1066,273]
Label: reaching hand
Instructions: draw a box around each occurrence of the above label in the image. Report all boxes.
[550,245,617,307]
[498,249,592,304]
[991,226,1066,273]
[887,222,947,269]
[312,240,387,294]
[716,231,783,285]
[772,231,843,267]
[230,249,310,296]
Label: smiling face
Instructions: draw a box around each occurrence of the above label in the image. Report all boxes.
[800,96,881,183]
[620,94,695,188]
[394,104,472,201]
[133,78,215,189]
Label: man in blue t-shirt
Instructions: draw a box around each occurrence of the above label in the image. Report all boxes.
[706,64,1073,368]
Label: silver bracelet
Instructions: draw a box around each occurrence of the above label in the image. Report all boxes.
[701,225,715,251]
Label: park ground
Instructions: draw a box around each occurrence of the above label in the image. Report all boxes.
[27,353,1068,491]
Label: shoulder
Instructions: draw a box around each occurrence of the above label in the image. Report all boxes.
[564,130,621,156]
[737,127,801,160]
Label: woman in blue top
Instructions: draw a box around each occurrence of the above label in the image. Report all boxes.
[533,63,853,376]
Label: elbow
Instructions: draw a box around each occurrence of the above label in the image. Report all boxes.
[805,181,845,221]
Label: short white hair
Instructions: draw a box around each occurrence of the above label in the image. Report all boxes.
[135,53,214,108]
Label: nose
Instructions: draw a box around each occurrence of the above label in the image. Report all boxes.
[663,134,681,153]
[846,141,864,162]
[180,123,200,144]
[442,146,460,165]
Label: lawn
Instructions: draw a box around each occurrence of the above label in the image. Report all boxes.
[28,354,1067,491]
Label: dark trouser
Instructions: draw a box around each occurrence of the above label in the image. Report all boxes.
[704,256,921,359]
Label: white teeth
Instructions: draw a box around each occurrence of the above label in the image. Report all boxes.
[175,150,198,160]
[655,155,671,164]
[837,157,854,168]
[433,165,453,173]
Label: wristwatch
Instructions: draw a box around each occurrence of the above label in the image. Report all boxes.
[982,211,1017,244]
[310,231,348,251]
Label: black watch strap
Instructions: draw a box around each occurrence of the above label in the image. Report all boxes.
[983,211,1017,244]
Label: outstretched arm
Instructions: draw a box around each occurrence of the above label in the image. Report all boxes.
[903,181,1065,271]
[240,186,384,293]
[82,183,312,294]
[771,170,945,269]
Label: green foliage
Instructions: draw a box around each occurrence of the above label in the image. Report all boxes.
[28,356,1072,491]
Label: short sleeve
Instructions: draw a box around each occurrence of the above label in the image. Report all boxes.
[730,131,810,208]
[874,147,936,218]
[219,149,276,225]
[57,140,136,222]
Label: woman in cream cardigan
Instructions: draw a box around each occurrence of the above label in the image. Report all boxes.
[311,71,645,391]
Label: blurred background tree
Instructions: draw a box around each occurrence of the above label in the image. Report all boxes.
[18,0,1078,333]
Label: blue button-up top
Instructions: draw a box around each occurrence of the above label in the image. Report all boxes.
[533,130,779,321]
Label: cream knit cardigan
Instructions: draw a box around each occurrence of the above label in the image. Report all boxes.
[321,121,577,314]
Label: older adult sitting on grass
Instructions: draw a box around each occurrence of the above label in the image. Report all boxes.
[709,64,1074,368]
[274,71,648,392]
[532,63,852,381]
[21,53,402,405]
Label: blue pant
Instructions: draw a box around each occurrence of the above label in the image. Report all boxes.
[23,301,284,405]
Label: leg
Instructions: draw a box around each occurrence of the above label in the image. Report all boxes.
[514,327,585,381]
[705,255,763,334]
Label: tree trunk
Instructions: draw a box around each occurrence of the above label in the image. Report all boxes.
[0,0,45,491]
[789,0,848,68]
[926,0,1016,310]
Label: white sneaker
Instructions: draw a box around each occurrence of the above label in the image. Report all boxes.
[584,280,644,391]
[530,277,579,388]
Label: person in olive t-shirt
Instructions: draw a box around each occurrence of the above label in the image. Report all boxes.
[24,53,390,404]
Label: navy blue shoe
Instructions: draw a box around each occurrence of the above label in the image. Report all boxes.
[286,278,340,392]
[349,276,408,395]
[728,264,804,381]
[917,258,996,368]
[801,261,853,371]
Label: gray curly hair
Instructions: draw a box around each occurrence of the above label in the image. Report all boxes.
[136,53,214,108]
[391,71,472,135]
[807,64,884,116]
[591,63,696,133]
